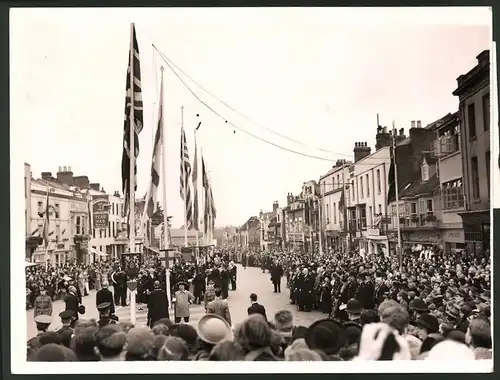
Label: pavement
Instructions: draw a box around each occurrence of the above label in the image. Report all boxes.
[27,264,327,339]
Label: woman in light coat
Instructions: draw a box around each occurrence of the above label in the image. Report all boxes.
[173,282,194,323]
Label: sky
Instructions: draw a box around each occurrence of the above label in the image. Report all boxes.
[10,7,492,227]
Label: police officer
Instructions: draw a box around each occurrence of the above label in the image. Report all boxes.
[97,302,118,328]
[27,315,52,359]
[57,310,75,334]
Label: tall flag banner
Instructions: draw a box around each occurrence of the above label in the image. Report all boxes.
[202,155,216,234]
[387,145,396,204]
[42,191,50,248]
[145,75,163,219]
[202,155,209,236]
[121,24,144,220]
[192,133,199,231]
[180,126,194,230]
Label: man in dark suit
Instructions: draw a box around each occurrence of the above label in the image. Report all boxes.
[147,280,170,328]
[96,280,115,316]
[247,293,267,320]
[356,272,375,310]
[374,272,390,306]
[270,260,284,293]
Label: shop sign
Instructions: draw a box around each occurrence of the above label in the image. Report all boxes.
[367,228,380,236]
[93,200,109,229]
[404,231,440,244]
[443,229,465,243]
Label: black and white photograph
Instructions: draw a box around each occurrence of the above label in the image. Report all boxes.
[9,6,494,373]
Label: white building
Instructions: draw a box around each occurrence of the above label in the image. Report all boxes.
[30,178,90,265]
[347,143,391,257]
[88,188,128,261]
[319,159,351,252]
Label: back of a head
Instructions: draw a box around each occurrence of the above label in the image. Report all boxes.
[152,323,170,337]
[237,314,272,351]
[426,340,475,361]
[285,348,323,361]
[273,310,294,332]
[126,327,155,361]
[214,288,222,297]
[157,336,190,361]
[378,300,402,316]
[169,323,198,350]
[38,331,62,347]
[32,343,77,362]
[73,326,99,361]
[360,309,380,326]
[95,325,127,359]
[469,318,492,349]
[154,318,174,330]
[420,333,444,354]
[209,340,246,361]
[381,307,409,335]
[250,293,258,302]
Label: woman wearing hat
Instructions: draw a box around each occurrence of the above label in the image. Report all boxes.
[173,282,195,323]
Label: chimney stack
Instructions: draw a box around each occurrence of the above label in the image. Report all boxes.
[417,120,422,128]
[114,191,120,197]
[399,128,404,136]
[41,172,52,181]
[353,141,371,162]
[56,166,74,186]
[89,183,100,191]
[273,201,279,212]
[73,175,90,190]
[383,126,388,134]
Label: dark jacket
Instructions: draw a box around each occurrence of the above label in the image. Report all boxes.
[96,288,115,314]
[147,289,169,326]
[247,302,267,320]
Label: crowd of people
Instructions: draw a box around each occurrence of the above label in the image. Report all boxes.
[26,246,491,362]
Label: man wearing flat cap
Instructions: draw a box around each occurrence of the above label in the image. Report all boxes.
[97,302,118,328]
[27,315,52,359]
[57,310,75,335]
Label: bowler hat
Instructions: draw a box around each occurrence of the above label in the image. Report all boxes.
[409,299,429,313]
[305,319,345,355]
[78,305,86,315]
[415,314,439,333]
[346,299,363,314]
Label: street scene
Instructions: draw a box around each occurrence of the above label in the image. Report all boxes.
[14,7,493,368]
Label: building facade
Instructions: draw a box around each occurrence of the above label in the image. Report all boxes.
[320,160,350,252]
[347,143,391,257]
[453,50,490,256]
[436,111,467,253]
[238,216,260,249]
[284,193,306,250]
[30,177,90,265]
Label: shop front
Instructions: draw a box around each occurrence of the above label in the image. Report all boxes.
[460,211,490,257]
[365,228,389,257]
[441,228,466,254]
[402,230,441,258]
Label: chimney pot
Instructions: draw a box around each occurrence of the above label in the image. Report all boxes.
[68,166,72,172]
[383,126,387,134]
[417,120,422,128]
[58,166,62,172]
[63,166,67,172]
[411,120,416,129]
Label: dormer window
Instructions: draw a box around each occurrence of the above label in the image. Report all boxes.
[421,162,429,182]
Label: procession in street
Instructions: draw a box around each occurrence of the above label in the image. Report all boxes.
[17,9,493,367]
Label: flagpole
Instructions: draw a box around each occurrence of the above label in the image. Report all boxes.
[207,169,214,245]
[392,121,403,273]
[128,22,137,326]
[181,105,188,247]
[159,66,172,309]
[201,148,206,246]
[194,130,200,258]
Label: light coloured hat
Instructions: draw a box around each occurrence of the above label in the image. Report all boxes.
[197,313,233,345]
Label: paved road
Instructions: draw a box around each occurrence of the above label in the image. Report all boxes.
[27,265,327,338]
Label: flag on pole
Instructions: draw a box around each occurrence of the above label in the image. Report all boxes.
[42,191,50,248]
[145,75,163,219]
[192,133,199,231]
[202,155,216,235]
[87,194,93,236]
[121,24,143,218]
[387,146,396,204]
[180,126,194,230]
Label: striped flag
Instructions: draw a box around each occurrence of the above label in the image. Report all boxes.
[180,126,194,230]
[192,133,199,231]
[87,196,93,236]
[42,191,50,248]
[121,23,144,218]
[202,155,216,235]
[145,75,163,219]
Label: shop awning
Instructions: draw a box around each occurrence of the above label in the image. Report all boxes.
[88,247,108,257]
[25,261,39,268]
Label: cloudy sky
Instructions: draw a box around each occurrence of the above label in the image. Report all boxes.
[10,7,491,227]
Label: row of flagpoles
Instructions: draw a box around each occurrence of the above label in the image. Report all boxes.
[121,22,216,252]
